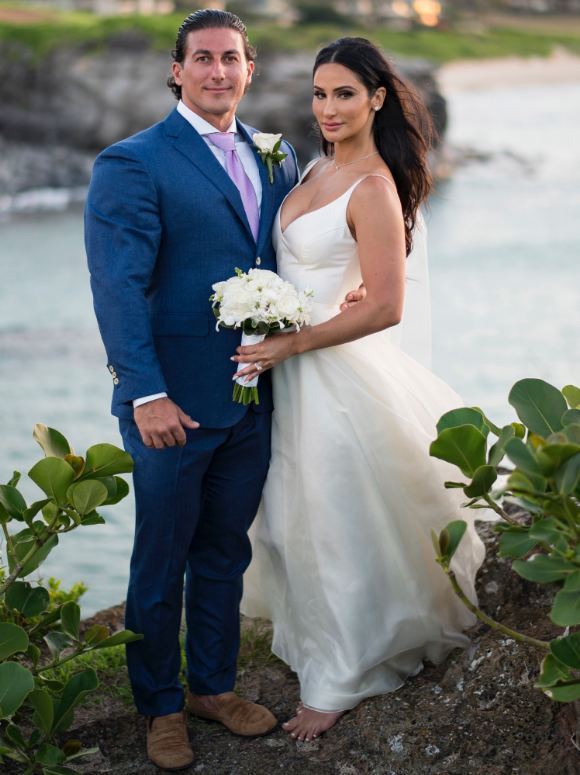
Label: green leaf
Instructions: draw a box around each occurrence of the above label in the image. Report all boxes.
[53,669,99,734]
[506,469,547,495]
[101,475,130,506]
[513,555,577,584]
[464,465,497,497]
[528,517,569,552]
[23,499,52,523]
[436,407,489,437]
[504,437,542,475]
[80,510,106,526]
[9,532,59,578]
[508,378,567,437]
[33,425,72,458]
[512,422,526,438]
[36,743,65,767]
[6,723,27,750]
[89,629,143,650]
[488,425,515,467]
[430,426,487,478]
[535,653,571,688]
[28,689,55,736]
[28,458,75,506]
[0,662,35,718]
[44,631,73,658]
[564,423,580,445]
[5,581,49,617]
[66,480,108,516]
[60,602,81,640]
[27,643,41,669]
[0,484,27,520]
[436,520,467,565]
[544,682,580,702]
[551,571,580,626]
[556,453,580,495]
[84,624,109,645]
[65,746,99,762]
[562,409,580,426]
[562,384,580,409]
[0,623,29,659]
[8,471,21,487]
[64,455,85,478]
[83,444,133,478]
[498,528,538,559]
[550,631,580,669]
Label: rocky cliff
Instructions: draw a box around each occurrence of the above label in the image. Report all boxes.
[0,32,446,196]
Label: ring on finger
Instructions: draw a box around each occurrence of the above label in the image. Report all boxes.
[256,362,263,372]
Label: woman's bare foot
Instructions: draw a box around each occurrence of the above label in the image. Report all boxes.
[283,707,345,742]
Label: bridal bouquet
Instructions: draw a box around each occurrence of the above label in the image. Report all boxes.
[211,268,313,405]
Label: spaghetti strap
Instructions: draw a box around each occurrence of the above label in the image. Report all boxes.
[299,157,323,183]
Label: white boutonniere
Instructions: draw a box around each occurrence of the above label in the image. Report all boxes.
[253,133,288,184]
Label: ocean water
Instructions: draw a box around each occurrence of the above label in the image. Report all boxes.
[1,80,579,615]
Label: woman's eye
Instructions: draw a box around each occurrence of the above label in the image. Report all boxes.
[313,92,325,100]
[338,92,353,99]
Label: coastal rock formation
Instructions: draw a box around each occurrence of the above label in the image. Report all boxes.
[0,34,445,195]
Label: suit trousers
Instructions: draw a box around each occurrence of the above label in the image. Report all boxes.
[119,409,271,717]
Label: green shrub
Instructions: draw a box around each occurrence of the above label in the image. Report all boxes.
[0,425,141,773]
[430,378,580,702]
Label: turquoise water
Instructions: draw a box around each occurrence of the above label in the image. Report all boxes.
[1,81,579,615]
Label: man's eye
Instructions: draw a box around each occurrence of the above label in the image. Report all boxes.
[196,56,210,62]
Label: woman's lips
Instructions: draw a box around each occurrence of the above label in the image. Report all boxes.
[322,123,343,131]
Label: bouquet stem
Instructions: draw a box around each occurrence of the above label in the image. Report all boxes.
[233,332,265,405]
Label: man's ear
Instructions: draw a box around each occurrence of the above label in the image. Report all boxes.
[172,61,183,86]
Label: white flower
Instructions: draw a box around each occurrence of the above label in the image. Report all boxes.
[253,133,282,154]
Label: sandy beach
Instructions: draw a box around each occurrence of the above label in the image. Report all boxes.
[438,47,580,92]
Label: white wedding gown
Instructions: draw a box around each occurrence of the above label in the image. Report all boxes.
[242,174,486,712]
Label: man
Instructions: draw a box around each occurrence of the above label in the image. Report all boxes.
[86,9,361,770]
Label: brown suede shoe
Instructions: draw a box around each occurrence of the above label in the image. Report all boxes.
[146,711,193,771]
[187,691,277,736]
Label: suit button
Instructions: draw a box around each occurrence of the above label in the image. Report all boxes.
[255,256,261,266]
[113,378,119,385]
[108,365,114,373]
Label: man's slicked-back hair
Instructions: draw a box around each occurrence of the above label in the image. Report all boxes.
[167,9,256,100]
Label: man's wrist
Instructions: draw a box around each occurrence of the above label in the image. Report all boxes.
[133,392,168,409]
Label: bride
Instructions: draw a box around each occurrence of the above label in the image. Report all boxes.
[235,37,485,742]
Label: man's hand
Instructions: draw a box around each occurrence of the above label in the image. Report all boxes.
[340,284,366,311]
[134,397,199,449]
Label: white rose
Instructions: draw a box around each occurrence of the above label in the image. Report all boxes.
[277,291,300,320]
[253,133,282,154]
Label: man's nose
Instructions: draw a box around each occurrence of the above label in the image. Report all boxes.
[210,60,226,80]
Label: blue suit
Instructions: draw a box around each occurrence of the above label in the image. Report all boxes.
[85,108,298,715]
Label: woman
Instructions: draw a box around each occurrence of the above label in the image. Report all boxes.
[237,37,485,742]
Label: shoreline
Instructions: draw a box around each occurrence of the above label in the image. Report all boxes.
[438,47,580,93]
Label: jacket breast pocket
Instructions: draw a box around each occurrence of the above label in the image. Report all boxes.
[150,313,210,337]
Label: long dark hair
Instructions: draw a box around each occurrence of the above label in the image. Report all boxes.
[167,9,256,100]
[314,37,433,255]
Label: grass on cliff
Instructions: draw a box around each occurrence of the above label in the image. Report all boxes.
[1,5,580,62]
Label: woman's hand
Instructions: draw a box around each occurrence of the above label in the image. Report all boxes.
[232,331,302,383]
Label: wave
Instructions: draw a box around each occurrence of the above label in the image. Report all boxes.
[0,186,87,218]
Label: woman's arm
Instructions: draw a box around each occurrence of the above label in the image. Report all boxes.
[234,176,406,380]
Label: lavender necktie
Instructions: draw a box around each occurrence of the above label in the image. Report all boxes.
[207,132,260,241]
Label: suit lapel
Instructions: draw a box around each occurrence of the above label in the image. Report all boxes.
[237,121,275,254]
[164,109,254,241]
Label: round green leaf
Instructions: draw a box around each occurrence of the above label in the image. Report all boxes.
[5,581,49,617]
[562,409,580,426]
[550,571,580,627]
[83,444,133,478]
[535,653,571,689]
[498,528,538,559]
[0,623,29,659]
[28,458,75,506]
[464,465,497,498]
[0,484,27,520]
[33,425,72,459]
[66,480,108,516]
[488,425,515,467]
[0,662,35,718]
[504,437,542,475]
[550,631,580,670]
[437,520,467,564]
[544,682,580,702]
[430,426,487,478]
[89,629,143,650]
[9,532,59,578]
[513,555,577,584]
[562,384,580,409]
[508,378,567,437]
[436,407,489,437]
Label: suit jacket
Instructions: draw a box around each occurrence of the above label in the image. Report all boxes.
[85,108,299,428]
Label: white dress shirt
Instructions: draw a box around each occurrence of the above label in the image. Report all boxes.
[133,101,262,409]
